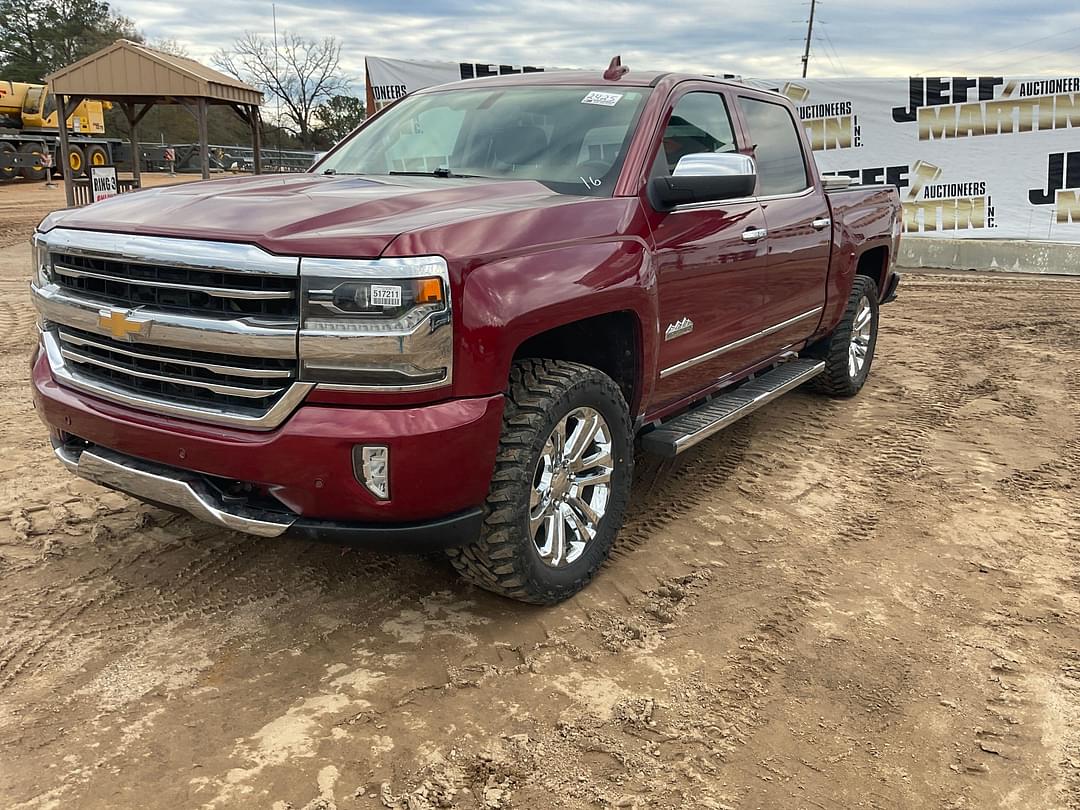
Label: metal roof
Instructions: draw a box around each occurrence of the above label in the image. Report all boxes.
[47,39,263,106]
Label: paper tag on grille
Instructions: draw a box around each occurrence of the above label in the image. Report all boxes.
[370,284,403,307]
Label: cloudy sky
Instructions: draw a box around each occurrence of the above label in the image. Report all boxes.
[114,0,1080,89]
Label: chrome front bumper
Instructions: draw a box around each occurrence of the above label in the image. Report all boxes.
[54,442,295,537]
[49,439,487,549]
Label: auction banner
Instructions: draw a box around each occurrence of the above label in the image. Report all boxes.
[365,58,1080,242]
[365,56,545,112]
[745,76,1080,242]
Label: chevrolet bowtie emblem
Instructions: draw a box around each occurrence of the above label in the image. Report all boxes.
[98,308,151,340]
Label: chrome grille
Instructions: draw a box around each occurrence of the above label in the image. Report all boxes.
[52,252,296,319]
[57,326,296,417]
[32,230,308,430]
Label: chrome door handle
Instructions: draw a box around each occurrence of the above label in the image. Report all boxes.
[741,227,767,243]
[812,217,831,230]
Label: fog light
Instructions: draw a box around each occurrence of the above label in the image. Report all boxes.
[353,445,390,500]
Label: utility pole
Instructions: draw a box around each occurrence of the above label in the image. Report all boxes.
[801,0,817,78]
[273,3,281,170]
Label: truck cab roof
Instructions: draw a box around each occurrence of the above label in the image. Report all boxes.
[418,68,753,95]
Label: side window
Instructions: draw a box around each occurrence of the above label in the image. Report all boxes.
[651,92,737,178]
[736,97,810,195]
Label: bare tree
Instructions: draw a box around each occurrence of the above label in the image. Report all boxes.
[151,38,189,58]
[213,32,350,148]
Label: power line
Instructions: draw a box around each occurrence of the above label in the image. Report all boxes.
[818,24,848,76]
[916,23,1080,75]
[981,39,1080,74]
[820,47,836,73]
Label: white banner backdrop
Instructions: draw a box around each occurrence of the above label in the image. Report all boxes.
[365,56,547,111]
[746,77,1080,242]
[364,58,1080,242]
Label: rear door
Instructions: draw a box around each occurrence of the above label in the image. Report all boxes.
[734,95,831,354]
[644,87,771,410]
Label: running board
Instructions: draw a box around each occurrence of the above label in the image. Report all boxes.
[641,359,825,457]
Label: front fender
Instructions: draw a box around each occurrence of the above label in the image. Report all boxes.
[457,239,658,403]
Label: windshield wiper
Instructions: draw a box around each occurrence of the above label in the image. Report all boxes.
[387,169,493,179]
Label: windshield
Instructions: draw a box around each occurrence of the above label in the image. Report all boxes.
[22,86,42,114]
[316,85,651,197]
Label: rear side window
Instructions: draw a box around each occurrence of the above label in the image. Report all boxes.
[736,97,810,195]
[651,92,737,177]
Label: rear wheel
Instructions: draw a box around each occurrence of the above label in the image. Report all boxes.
[18,143,47,180]
[447,359,633,604]
[810,275,879,397]
[66,144,85,177]
[86,144,108,170]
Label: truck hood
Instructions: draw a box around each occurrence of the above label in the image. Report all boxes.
[46,173,593,258]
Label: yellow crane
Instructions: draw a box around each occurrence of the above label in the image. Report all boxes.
[0,81,113,181]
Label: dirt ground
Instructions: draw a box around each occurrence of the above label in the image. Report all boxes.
[0,176,1078,810]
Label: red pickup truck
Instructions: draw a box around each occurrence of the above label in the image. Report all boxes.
[30,67,900,603]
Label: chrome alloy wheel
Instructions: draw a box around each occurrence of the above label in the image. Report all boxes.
[848,295,873,378]
[530,407,614,568]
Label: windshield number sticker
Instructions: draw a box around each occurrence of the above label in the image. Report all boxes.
[371,284,403,307]
[581,91,622,107]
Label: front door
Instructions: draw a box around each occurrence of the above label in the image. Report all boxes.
[644,89,771,411]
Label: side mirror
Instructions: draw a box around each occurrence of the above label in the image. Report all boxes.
[648,153,757,211]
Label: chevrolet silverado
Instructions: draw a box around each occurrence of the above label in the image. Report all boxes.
[31,65,901,603]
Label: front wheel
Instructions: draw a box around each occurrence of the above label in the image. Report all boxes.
[66,144,86,177]
[0,143,16,182]
[447,359,633,604]
[809,275,880,397]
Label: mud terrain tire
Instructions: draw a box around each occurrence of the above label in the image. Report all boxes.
[810,275,880,397]
[447,359,633,604]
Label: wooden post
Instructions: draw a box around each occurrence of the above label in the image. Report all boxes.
[123,103,141,188]
[56,94,75,207]
[124,103,154,188]
[251,106,263,175]
[197,98,210,180]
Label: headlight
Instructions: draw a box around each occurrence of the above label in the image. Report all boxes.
[299,256,453,390]
[32,232,51,288]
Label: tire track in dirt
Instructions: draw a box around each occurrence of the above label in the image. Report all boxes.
[0,503,254,693]
[1043,368,1080,808]
[381,327,988,808]
[616,381,857,562]
[0,538,160,692]
[995,369,1080,502]
[614,421,753,559]
[621,329,995,805]
[0,293,37,354]
[665,326,1036,807]
[0,498,435,702]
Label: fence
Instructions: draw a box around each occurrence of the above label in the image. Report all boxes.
[71,177,140,207]
[137,144,318,174]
